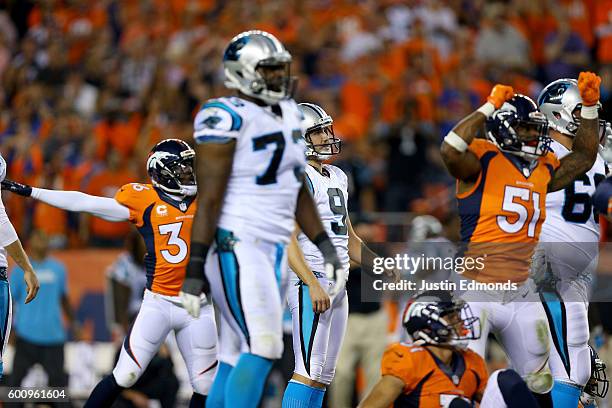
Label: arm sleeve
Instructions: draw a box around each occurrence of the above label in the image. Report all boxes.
[31,188,130,222]
[0,200,18,247]
[193,99,244,144]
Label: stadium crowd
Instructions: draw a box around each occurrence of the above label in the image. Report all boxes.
[2,0,612,247]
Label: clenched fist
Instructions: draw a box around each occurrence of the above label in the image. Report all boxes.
[487,84,515,109]
[578,71,601,107]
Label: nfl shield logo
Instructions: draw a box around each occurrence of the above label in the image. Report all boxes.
[180,202,187,211]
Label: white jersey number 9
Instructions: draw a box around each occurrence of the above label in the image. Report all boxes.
[497,186,541,238]
[159,222,188,264]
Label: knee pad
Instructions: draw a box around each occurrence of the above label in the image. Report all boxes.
[250,333,283,360]
[112,368,140,388]
[191,376,213,396]
[524,366,554,394]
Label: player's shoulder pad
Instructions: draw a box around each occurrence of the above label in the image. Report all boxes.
[115,183,155,208]
[327,164,349,187]
[542,149,561,170]
[384,342,418,361]
[193,97,244,144]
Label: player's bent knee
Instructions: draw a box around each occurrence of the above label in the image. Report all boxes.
[112,368,141,388]
[524,366,554,394]
[191,376,214,396]
[250,333,283,360]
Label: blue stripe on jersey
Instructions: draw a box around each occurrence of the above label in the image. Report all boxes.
[137,204,157,290]
[457,151,497,242]
[194,135,234,144]
[216,229,249,342]
[304,173,315,194]
[274,243,284,291]
[0,280,9,352]
[201,101,242,131]
[541,291,571,375]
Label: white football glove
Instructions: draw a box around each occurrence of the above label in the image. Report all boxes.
[325,261,346,296]
[180,277,208,318]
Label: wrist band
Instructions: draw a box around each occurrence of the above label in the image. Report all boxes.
[444,132,469,153]
[477,102,496,118]
[313,232,330,247]
[581,105,599,119]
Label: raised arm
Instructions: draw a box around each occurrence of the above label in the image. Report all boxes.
[440,85,514,182]
[548,72,601,192]
[1,180,130,221]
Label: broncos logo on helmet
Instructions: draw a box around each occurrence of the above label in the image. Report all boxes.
[147,139,196,197]
[486,94,551,160]
[403,291,480,349]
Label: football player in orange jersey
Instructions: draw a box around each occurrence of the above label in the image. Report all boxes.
[2,139,216,408]
[359,291,487,408]
[440,72,601,406]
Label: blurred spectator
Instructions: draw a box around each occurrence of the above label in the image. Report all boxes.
[595,0,612,63]
[542,8,589,81]
[83,149,135,247]
[382,120,428,212]
[0,0,608,247]
[105,230,146,334]
[475,3,531,72]
[9,229,75,390]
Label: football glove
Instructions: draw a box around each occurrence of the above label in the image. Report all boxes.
[578,71,601,107]
[487,84,515,109]
[1,179,32,197]
[315,234,345,296]
[180,277,209,318]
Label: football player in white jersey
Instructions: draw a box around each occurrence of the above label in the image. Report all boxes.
[282,103,396,408]
[2,140,218,408]
[535,78,610,408]
[179,32,344,408]
[0,154,39,379]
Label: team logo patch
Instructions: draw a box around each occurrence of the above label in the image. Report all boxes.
[156,205,168,216]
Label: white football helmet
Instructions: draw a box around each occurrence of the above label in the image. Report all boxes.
[298,102,341,160]
[538,78,607,141]
[223,30,294,105]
